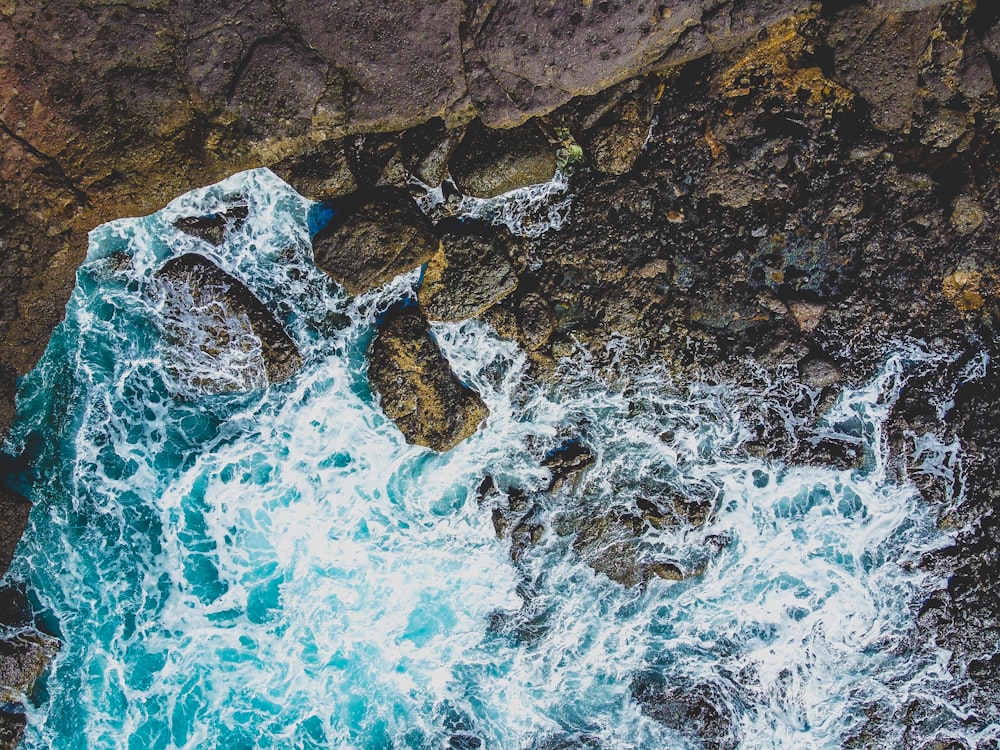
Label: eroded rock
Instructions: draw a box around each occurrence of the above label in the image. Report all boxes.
[312,188,439,295]
[270,140,357,201]
[367,303,488,452]
[0,489,31,579]
[449,120,556,198]
[0,631,60,704]
[402,119,466,187]
[418,220,520,321]
[632,674,740,750]
[155,254,302,394]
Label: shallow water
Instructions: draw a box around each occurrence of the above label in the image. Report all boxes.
[3,169,988,749]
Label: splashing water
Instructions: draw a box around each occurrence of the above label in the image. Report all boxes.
[3,169,983,749]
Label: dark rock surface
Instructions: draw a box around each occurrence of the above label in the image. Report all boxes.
[0,490,30,580]
[418,220,521,322]
[312,188,439,295]
[154,253,302,393]
[367,303,489,452]
[449,120,557,198]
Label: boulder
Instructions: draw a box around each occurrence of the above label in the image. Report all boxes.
[632,673,740,750]
[367,303,489,451]
[0,489,31,579]
[312,189,439,295]
[418,221,520,321]
[401,119,466,187]
[449,120,556,198]
[572,78,657,175]
[154,254,302,394]
[172,204,249,247]
[825,7,942,132]
[270,140,357,201]
[0,631,60,704]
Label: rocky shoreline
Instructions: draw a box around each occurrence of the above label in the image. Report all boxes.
[1,0,1000,746]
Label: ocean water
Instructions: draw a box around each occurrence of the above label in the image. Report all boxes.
[2,169,987,749]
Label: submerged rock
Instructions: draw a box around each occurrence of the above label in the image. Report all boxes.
[0,489,31,579]
[449,120,556,198]
[632,674,740,750]
[367,303,489,452]
[155,253,302,394]
[172,203,249,247]
[312,188,439,295]
[418,220,521,322]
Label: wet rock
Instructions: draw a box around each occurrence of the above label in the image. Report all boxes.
[0,489,31,579]
[402,119,465,187]
[570,511,646,587]
[798,354,842,390]
[418,220,520,321]
[367,303,488,452]
[751,229,856,302]
[154,253,302,394]
[541,440,595,492]
[632,673,740,750]
[636,492,712,530]
[550,75,659,175]
[270,140,357,201]
[345,133,405,188]
[312,188,439,295]
[942,270,985,313]
[949,195,985,236]
[449,120,556,199]
[0,630,60,703]
[172,204,249,247]
[0,710,26,750]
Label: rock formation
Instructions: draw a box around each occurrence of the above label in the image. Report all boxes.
[367,303,489,452]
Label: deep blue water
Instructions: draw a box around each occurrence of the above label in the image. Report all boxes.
[2,169,988,749]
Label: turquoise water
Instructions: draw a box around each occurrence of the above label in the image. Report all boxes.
[2,170,986,748]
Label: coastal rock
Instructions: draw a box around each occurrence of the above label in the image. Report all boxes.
[449,120,556,198]
[418,221,520,321]
[0,489,31,579]
[576,79,657,175]
[154,254,302,394]
[402,120,466,188]
[270,140,357,201]
[367,304,488,452]
[0,631,60,704]
[632,674,740,750]
[541,440,595,492]
[825,6,941,132]
[312,188,439,295]
[172,204,249,247]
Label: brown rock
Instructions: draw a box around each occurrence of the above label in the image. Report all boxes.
[825,7,942,132]
[154,254,302,394]
[0,488,30,579]
[312,188,439,295]
[367,304,488,452]
[0,631,60,704]
[449,120,556,198]
[401,119,465,187]
[942,270,985,312]
[418,221,520,321]
[270,140,357,201]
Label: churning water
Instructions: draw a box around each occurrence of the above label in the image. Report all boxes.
[3,169,987,748]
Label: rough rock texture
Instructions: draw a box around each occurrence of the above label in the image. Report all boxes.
[0,489,30,579]
[419,220,521,321]
[0,628,60,748]
[0,0,968,442]
[312,188,440,295]
[449,120,557,198]
[154,253,302,394]
[367,304,489,452]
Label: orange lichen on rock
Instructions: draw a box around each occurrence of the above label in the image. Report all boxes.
[942,270,985,312]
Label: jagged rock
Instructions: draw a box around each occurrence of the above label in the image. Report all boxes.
[344,133,405,188]
[402,119,466,187]
[0,711,26,750]
[541,440,595,492]
[270,140,357,201]
[312,188,439,295]
[0,489,31,579]
[418,221,520,321]
[0,631,60,704]
[367,303,488,452]
[632,674,740,750]
[449,120,556,198]
[577,79,657,175]
[172,204,249,247]
[154,254,302,394]
[750,229,857,302]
